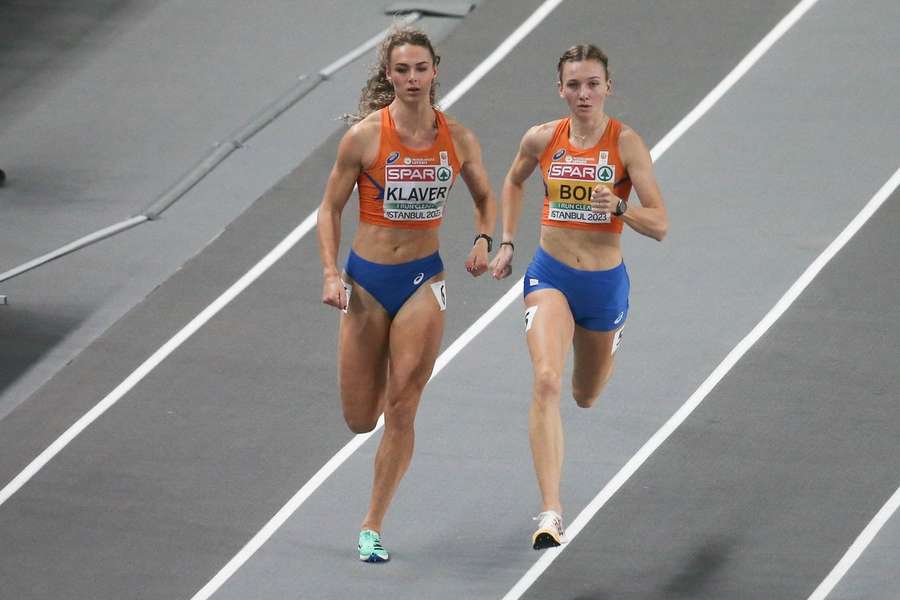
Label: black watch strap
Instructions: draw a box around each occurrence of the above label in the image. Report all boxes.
[473,233,493,252]
[613,199,628,216]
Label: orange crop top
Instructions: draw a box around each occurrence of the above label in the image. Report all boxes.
[539,117,632,233]
[357,107,461,230]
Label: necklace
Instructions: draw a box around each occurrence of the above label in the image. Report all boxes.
[570,115,608,146]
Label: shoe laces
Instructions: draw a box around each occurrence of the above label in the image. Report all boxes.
[533,510,564,532]
[360,530,384,550]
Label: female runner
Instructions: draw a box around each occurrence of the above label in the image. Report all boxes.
[489,44,668,550]
[317,26,496,562]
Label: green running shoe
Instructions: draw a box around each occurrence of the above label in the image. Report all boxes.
[358,529,390,563]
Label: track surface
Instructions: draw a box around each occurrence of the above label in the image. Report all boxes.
[1,1,899,599]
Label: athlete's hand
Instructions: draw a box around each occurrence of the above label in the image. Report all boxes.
[322,273,348,311]
[591,184,619,214]
[465,243,489,277]
[489,245,514,279]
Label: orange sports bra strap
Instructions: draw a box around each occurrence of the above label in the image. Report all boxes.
[607,118,620,142]
[540,118,570,162]
[381,106,394,137]
[434,109,452,141]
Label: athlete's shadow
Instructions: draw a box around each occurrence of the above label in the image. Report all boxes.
[569,534,738,600]
[659,534,738,596]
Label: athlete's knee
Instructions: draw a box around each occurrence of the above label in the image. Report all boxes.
[389,365,431,398]
[572,367,613,408]
[383,399,418,432]
[344,412,379,434]
[572,385,604,408]
[533,367,562,406]
[341,389,384,433]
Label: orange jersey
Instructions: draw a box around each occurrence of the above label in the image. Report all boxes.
[539,117,632,233]
[357,107,461,230]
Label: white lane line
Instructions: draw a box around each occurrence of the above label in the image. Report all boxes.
[504,164,900,599]
[188,2,563,599]
[190,0,829,593]
[503,0,830,597]
[807,482,900,600]
[0,14,425,509]
[651,0,820,161]
[189,281,525,600]
[0,209,319,508]
[438,0,564,109]
[0,0,562,511]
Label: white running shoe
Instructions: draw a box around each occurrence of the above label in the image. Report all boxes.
[532,510,567,550]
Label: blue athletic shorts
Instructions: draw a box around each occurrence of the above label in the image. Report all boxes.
[523,246,629,331]
[345,249,444,318]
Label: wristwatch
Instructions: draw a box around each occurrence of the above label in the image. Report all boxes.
[613,199,628,217]
[473,233,493,252]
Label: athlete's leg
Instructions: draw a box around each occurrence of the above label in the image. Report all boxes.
[571,325,621,408]
[525,289,575,514]
[361,276,445,533]
[338,276,391,433]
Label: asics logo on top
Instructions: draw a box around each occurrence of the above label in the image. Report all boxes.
[413,272,425,285]
[386,151,400,164]
[552,148,566,160]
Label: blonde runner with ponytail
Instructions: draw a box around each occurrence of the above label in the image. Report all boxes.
[346,24,441,124]
[317,24,497,563]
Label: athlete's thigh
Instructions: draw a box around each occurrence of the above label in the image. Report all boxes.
[387,274,446,390]
[525,289,575,375]
[339,274,391,414]
[571,323,621,391]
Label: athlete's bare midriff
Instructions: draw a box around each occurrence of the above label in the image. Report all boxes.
[539,225,622,270]
[352,221,441,264]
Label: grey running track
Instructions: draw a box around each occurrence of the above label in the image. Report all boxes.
[1,1,899,599]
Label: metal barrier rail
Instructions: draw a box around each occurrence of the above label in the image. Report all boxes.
[0,3,475,293]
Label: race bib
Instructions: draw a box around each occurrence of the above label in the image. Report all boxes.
[546,162,615,224]
[383,164,453,222]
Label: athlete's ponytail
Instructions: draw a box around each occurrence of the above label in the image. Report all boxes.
[345,24,441,123]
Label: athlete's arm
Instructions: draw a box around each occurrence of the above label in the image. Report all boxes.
[317,123,370,309]
[449,122,497,277]
[612,126,668,241]
[490,124,547,279]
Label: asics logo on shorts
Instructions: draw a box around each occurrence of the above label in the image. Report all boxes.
[614,311,624,324]
[413,272,425,285]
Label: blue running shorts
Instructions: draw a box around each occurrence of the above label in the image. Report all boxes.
[523,246,629,331]
[345,249,444,318]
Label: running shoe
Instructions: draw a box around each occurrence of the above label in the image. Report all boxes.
[532,510,566,550]
[358,529,390,563]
